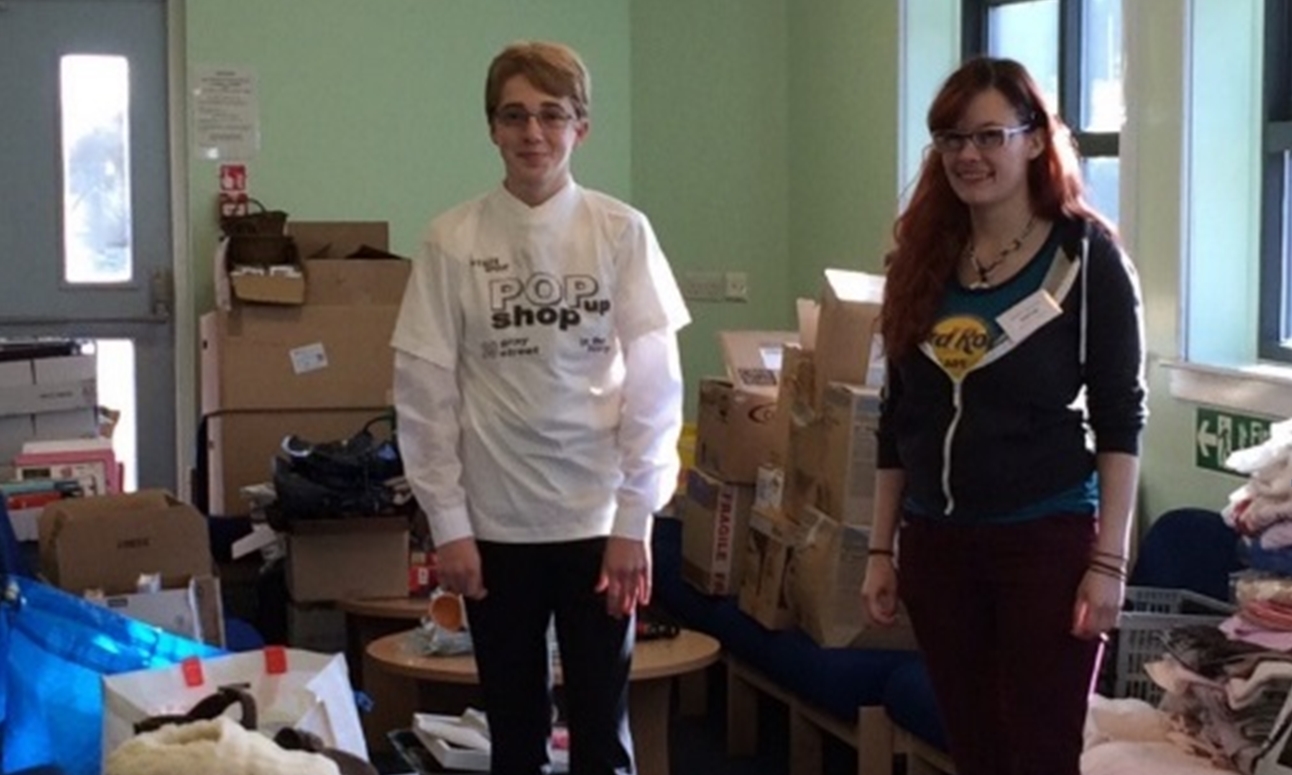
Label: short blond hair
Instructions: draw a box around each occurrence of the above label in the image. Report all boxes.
[485,41,591,121]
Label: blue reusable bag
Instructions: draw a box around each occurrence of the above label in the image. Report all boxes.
[0,501,222,775]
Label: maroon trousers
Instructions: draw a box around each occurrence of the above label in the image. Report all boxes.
[898,513,1103,775]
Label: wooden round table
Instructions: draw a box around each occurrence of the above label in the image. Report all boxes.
[367,628,720,775]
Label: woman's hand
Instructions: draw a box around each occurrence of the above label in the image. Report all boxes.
[861,556,900,626]
[1072,569,1125,639]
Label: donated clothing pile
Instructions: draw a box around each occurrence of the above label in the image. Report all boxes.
[1135,419,1292,774]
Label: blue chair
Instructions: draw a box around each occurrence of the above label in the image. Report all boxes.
[1128,507,1242,601]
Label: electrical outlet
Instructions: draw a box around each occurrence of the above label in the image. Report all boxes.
[724,271,749,302]
[680,270,726,301]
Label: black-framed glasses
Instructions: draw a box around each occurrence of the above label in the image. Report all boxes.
[493,106,576,131]
[931,125,1032,154]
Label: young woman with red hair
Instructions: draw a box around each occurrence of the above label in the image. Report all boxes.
[861,57,1146,775]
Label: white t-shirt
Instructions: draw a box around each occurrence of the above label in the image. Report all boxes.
[392,181,690,542]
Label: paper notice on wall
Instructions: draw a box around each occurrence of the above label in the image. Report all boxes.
[192,66,260,161]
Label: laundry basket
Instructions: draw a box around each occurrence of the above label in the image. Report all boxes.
[1111,586,1236,703]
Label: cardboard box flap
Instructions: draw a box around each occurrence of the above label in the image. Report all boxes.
[717,331,798,397]
[41,489,173,522]
[797,298,819,350]
[823,269,885,305]
[815,270,886,392]
[289,221,390,258]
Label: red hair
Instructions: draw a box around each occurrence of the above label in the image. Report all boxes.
[881,57,1115,358]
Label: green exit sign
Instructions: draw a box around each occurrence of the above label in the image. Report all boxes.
[1195,408,1273,474]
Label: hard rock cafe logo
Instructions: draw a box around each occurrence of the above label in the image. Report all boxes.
[928,315,992,381]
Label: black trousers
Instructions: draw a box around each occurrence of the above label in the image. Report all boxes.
[465,538,635,775]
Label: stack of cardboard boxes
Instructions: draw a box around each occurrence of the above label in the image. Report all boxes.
[1,343,111,540]
[680,269,917,650]
[203,221,414,651]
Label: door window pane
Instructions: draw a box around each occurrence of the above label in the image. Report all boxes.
[988,0,1060,110]
[1082,157,1120,226]
[60,55,132,284]
[94,339,137,492]
[1081,0,1124,131]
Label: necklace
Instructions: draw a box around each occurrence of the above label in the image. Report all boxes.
[965,215,1037,289]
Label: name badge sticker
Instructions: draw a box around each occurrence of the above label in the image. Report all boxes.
[997,290,1062,343]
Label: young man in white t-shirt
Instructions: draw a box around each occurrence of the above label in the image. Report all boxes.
[392,41,690,775]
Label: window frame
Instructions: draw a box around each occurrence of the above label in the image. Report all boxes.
[961,0,1120,161]
[1258,0,1292,363]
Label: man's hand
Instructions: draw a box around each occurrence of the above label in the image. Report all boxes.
[435,537,487,600]
[596,536,651,617]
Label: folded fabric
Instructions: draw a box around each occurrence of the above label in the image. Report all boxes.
[105,717,339,775]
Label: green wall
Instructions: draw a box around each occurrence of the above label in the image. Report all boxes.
[185,0,633,314]
[788,0,901,291]
[630,1,793,406]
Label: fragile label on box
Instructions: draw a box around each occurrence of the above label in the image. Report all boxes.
[681,468,753,595]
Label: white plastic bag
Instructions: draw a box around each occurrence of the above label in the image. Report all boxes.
[101,646,366,764]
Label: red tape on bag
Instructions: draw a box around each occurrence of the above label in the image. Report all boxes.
[264,645,288,675]
[181,657,205,687]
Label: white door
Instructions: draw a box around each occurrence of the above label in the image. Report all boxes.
[0,0,175,490]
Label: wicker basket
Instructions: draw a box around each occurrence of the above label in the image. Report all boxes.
[1111,586,1235,703]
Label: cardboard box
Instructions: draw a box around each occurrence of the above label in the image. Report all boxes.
[695,379,778,484]
[819,383,880,526]
[813,270,885,400]
[215,236,308,308]
[783,407,826,522]
[0,414,35,464]
[289,220,410,307]
[286,517,409,602]
[33,407,99,441]
[305,259,410,306]
[206,408,392,516]
[717,331,798,397]
[38,490,212,594]
[680,468,753,596]
[0,354,97,418]
[94,575,225,647]
[287,599,348,654]
[737,507,799,630]
[200,306,399,413]
[771,343,816,468]
[787,509,917,650]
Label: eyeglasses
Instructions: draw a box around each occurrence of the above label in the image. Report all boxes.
[931,125,1032,154]
[493,106,577,131]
